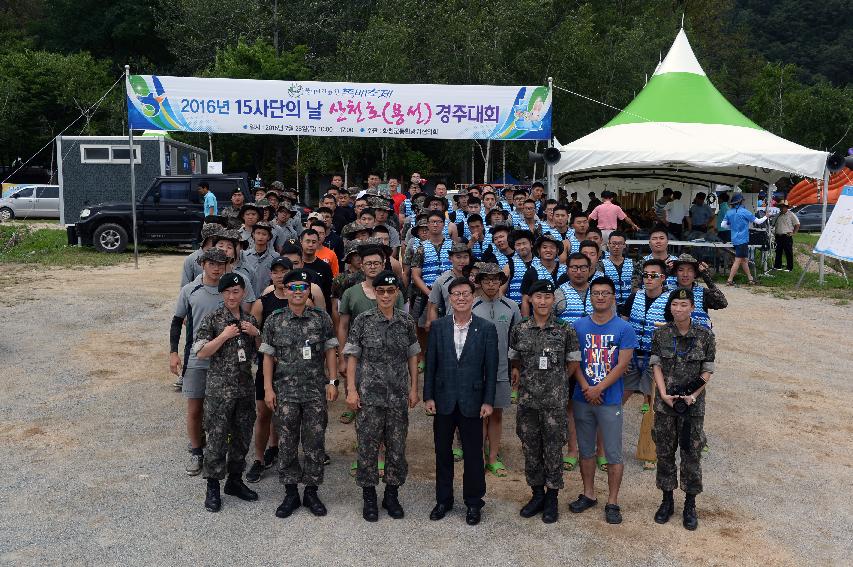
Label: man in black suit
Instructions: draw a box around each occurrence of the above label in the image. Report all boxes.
[424,277,499,525]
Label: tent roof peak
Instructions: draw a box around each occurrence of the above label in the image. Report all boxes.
[654,28,705,77]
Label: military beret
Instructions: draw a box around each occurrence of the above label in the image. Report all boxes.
[197,248,229,265]
[664,286,695,322]
[282,270,311,286]
[270,256,293,271]
[372,270,401,289]
[231,187,244,195]
[218,272,246,292]
[528,279,556,295]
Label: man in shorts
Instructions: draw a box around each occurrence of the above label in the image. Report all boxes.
[570,276,638,525]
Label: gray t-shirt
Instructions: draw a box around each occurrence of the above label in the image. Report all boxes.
[473,295,521,381]
[181,248,204,288]
[381,223,401,248]
[243,246,275,297]
[428,269,460,317]
[231,260,258,303]
[175,277,223,370]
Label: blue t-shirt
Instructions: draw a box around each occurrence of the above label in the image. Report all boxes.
[203,191,218,216]
[724,206,756,245]
[572,314,638,406]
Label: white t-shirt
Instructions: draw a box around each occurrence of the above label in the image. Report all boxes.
[665,200,688,224]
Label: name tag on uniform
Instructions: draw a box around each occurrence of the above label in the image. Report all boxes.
[237,348,247,362]
[302,344,312,360]
[539,356,548,370]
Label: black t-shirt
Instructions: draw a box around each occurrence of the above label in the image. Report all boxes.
[260,291,289,328]
[332,207,356,234]
[303,258,333,308]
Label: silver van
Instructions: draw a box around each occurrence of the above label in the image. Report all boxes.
[0,185,60,221]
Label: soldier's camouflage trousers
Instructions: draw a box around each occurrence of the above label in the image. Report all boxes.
[355,405,409,488]
[516,405,567,489]
[202,395,256,480]
[275,398,328,486]
[653,413,704,495]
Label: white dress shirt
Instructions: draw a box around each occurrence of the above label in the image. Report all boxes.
[453,314,473,359]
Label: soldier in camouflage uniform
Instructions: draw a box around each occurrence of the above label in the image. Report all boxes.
[192,272,262,512]
[509,279,581,524]
[219,187,246,229]
[649,287,715,531]
[259,269,339,519]
[343,271,420,522]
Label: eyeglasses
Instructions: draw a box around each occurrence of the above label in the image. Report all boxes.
[428,220,443,225]
[375,288,397,296]
[568,265,590,272]
[590,291,613,297]
[449,291,472,298]
[362,261,383,268]
[642,272,664,279]
[287,283,309,292]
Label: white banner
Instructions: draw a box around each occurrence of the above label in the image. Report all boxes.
[814,186,853,262]
[127,75,551,140]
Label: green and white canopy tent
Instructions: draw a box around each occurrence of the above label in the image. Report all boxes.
[553,29,829,193]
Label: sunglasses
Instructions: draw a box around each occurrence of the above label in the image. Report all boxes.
[375,288,397,296]
[642,272,664,279]
[287,283,309,292]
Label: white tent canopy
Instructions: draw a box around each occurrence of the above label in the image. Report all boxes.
[553,29,829,191]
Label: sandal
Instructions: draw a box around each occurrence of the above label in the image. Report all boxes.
[378,460,385,477]
[510,390,518,404]
[725,280,734,287]
[452,448,464,462]
[339,411,356,424]
[640,402,650,414]
[596,456,608,472]
[485,461,508,477]
[417,361,426,373]
[643,460,656,470]
[748,278,757,285]
[563,456,578,472]
[349,461,358,477]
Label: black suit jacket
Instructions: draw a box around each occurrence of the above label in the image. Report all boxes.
[423,314,498,418]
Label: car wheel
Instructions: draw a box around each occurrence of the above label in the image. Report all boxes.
[0,207,13,222]
[93,223,128,253]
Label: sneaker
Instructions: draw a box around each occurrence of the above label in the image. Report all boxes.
[246,460,264,483]
[186,453,203,476]
[263,446,279,469]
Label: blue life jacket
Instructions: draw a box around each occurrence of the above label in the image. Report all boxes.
[629,292,669,352]
[643,253,679,289]
[602,258,634,305]
[555,283,592,324]
[469,231,493,260]
[531,258,566,286]
[488,244,510,268]
[420,239,453,287]
[507,254,531,303]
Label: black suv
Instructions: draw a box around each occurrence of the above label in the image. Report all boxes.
[70,174,250,252]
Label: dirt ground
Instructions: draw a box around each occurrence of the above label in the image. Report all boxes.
[0,254,850,566]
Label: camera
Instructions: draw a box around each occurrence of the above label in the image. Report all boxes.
[666,377,707,414]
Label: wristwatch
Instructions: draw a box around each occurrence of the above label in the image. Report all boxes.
[689,394,696,404]
[328,379,340,387]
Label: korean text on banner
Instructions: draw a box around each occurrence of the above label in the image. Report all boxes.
[126,75,551,141]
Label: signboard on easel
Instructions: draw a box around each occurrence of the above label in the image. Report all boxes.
[814,186,853,262]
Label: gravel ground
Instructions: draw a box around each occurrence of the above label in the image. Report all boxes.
[0,255,850,567]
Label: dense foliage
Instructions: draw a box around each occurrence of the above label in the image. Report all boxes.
[1,0,850,189]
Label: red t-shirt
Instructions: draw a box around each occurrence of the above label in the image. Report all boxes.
[391,193,406,214]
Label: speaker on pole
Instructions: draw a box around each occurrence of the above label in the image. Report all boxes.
[528,147,562,165]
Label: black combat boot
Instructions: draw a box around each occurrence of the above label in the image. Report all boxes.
[302,485,328,516]
[382,485,405,519]
[541,488,559,524]
[204,478,221,513]
[654,490,674,524]
[683,494,698,530]
[362,486,379,522]
[520,485,546,518]
[224,474,258,501]
[275,484,301,518]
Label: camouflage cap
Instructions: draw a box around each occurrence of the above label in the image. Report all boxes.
[238,203,262,219]
[534,233,564,256]
[255,198,271,208]
[474,262,507,283]
[196,247,229,265]
[489,221,513,235]
[200,223,221,242]
[252,221,274,236]
[342,222,372,238]
[270,180,285,192]
[415,217,430,229]
[450,242,472,256]
[670,253,700,274]
[343,239,363,261]
[212,228,241,247]
[367,194,392,209]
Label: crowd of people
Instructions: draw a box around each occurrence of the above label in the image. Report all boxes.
[170,172,732,531]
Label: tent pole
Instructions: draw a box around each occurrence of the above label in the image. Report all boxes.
[546,76,556,200]
[819,168,829,284]
[125,65,138,270]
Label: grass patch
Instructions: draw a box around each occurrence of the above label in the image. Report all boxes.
[0,225,186,268]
